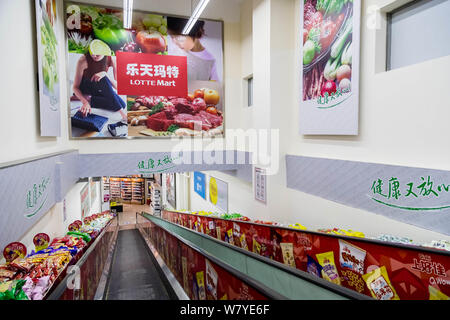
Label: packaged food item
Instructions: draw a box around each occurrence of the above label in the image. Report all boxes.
[0,268,16,280]
[196,271,206,300]
[316,251,341,285]
[3,242,27,263]
[0,279,28,300]
[205,260,218,300]
[289,223,307,230]
[33,233,50,252]
[307,255,323,277]
[362,266,400,300]
[215,227,221,240]
[252,236,261,254]
[239,234,248,250]
[338,240,366,275]
[428,285,450,300]
[280,243,296,267]
[225,229,234,245]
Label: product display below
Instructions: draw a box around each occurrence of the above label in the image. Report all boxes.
[163,209,450,300]
[0,212,114,300]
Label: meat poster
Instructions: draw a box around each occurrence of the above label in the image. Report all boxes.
[300,0,360,135]
[65,2,224,138]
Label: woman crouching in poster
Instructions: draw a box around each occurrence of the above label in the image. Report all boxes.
[72,52,127,121]
[167,17,219,82]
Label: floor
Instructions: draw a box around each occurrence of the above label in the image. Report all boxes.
[118,203,150,228]
[104,229,171,300]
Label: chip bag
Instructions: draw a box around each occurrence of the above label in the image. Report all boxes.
[307,255,322,278]
[428,286,449,300]
[316,251,341,285]
[362,266,400,300]
[0,279,28,300]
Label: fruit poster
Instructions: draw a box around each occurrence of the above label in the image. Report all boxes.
[65,2,224,138]
[300,0,360,135]
[35,0,61,136]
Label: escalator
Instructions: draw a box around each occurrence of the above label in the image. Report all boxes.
[104,229,171,300]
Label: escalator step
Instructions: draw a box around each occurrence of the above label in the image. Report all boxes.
[106,229,171,300]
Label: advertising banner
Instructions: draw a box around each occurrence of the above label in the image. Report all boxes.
[162,210,450,300]
[300,0,360,134]
[209,176,228,212]
[35,0,61,136]
[165,173,176,209]
[80,183,90,218]
[65,3,224,138]
[144,219,269,300]
[116,52,187,96]
[194,171,206,199]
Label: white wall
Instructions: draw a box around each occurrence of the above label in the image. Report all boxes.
[183,0,450,244]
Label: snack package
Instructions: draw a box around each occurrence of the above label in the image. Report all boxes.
[225,229,234,245]
[0,279,28,300]
[362,266,400,300]
[428,285,450,300]
[196,271,206,300]
[307,255,322,278]
[316,252,341,285]
[252,236,261,254]
[216,227,221,240]
[338,240,366,275]
[240,234,248,251]
[205,260,218,300]
[280,243,296,268]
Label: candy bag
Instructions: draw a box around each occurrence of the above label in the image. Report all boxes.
[428,285,449,300]
[316,251,341,285]
[307,255,323,277]
[0,279,28,300]
[362,266,399,300]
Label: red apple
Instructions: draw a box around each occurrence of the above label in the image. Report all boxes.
[136,30,166,53]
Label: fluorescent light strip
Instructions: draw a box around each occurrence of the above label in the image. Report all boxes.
[182,0,210,35]
[123,0,133,29]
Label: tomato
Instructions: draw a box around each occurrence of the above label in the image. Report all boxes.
[303,29,308,44]
[320,19,337,51]
[187,93,195,101]
[194,89,204,99]
[206,106,218,115]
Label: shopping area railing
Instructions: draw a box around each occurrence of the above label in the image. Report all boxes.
[136,212,288,300]
[156,210,450,300]
[139,212,367,300]
[46,216,119,300]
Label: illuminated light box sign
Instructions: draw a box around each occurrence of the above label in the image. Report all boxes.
[116,52,187,96]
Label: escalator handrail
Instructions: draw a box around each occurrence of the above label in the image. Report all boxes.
[143,212,372,300]
[138,212,288,300]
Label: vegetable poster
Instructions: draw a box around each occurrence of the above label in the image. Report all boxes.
[65,3,224,138]
[300,0,360,135]
[35,0,61,137]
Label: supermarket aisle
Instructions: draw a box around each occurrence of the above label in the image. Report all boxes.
[118,204,149,227]
[105,229,171,300]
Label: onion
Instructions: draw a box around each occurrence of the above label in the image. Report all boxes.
[336,65,351,83]
[339,78,351,91]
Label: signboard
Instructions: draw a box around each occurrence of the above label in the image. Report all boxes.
[300,0,361,134]
[146,219,269,300]
[66,2,224,138]
[163,210,450,300]
[209,176,228,212]
[165,173,176,209]
[80,183,90,219]
[116,52,187,96]
[194,171,206,199]
[254,167,267,204]
[286,155,450,235]
[35,0,61,136]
